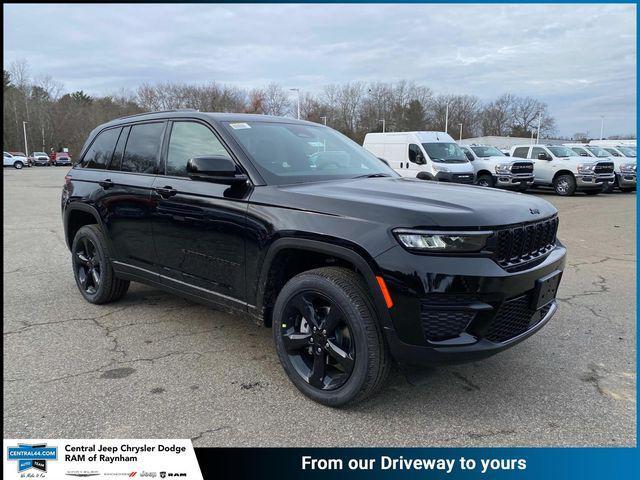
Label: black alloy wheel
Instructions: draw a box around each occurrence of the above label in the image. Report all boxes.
[273,267,391,406]
[73,236,102,295]
[280,291,355,391]
[71,225,130,304]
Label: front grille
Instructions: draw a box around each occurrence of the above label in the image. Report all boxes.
[452,173,475,184]
[511,162,534,174]
[494,216,558,269]
[485,295,552,343]
[594,162,614,174]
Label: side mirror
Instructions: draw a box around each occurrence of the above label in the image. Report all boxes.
[537,152,550,161]
[416,153,426,165]
[187,156,248,184]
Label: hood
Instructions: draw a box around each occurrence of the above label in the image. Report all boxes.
[257,177,557,229]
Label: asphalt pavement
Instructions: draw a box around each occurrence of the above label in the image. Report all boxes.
[3,167,636,446]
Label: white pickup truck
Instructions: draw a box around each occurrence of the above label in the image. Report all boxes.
[566,143,636,193]
[510,144,615,196]
[3,151,28,169]
[459,144,534,191]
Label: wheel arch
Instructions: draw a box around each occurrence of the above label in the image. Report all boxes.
[553,169,575,182]
[416,171,435,180]
[255,238,393,331]
[64,204,109,252]
[477,169,493,177]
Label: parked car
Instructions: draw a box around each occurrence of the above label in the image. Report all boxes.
[510,144,614,196]
[30,151,51,166]
[459,144,534,191]
[3,151,28,169]
[565,143,636,193]
[362,131,476,184]
[62,112,566,406]
[53,152,72,166]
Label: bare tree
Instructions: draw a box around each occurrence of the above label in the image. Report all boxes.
[481,93,514,136]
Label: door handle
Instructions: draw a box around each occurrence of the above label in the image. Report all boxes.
[99,179,114,189]
[155,186,177,198]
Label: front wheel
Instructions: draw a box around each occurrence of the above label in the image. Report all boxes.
[476,174,494,188]
[553,174,576,196]
[13,161,23,169]
[272,267,391,407]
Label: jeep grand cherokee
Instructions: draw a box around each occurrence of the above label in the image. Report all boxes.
[61,111,566,406]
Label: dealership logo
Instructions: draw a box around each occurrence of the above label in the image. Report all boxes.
[7,443,58,473]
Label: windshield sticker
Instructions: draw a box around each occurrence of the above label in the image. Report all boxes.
[229,122,251,130]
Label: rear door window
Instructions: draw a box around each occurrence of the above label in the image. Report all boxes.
[81,128,121,169]
[121,122,165,173]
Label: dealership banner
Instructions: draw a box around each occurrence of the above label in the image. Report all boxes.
[4,442,638,479]
[3,439,202,479]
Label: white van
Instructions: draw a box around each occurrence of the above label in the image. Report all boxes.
[362,131,475,184]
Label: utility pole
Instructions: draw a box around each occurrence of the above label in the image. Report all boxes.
[536,114,542,144]
[320,116,327,126]
[458,123,463,141]
[600,116,605,140]
[290,88,301,119]
[379,118,386,133]
[42,125,45,151]
[444,103,449,134]
[22,121,29,157]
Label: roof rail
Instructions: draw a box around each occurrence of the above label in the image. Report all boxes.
[114,108,199,121]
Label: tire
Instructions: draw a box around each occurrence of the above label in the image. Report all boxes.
[584,189,601,195]
[71,225,130,304]
[553,174,576,196]
[272,267,391,407]
[476,174,494,188]
[13,161,23,169]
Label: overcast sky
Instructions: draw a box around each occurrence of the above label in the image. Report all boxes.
[4,3,636,136]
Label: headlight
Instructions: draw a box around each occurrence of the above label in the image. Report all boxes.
[620,163,636,173]
[577,164,595,174]
[432,165,450,173]
[495,163,512,174]
[393,229,492,252]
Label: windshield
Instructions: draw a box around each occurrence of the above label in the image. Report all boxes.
[586,146,611,158]
[470,146,505,157]
[223,121,397,185]
[548,146,577,158]
[618,146,636,157]
[421,143,469,163]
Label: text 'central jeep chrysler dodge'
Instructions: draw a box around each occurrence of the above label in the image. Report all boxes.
[62,112,566,406]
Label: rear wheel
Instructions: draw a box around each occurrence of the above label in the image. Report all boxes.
[72,225,129,304]
[476,174,494,188]
[553,174,576,196]
[273,267,391,407]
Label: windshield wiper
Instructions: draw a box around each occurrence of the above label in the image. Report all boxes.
[353,173,392,179]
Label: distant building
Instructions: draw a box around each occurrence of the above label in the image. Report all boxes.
[459,136,565,149]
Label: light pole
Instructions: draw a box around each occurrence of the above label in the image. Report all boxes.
[536,114,542,144]
[600,115,605,140]
[320,116,327,126]
[379,118,386,133]
[22,121,29,158]
[42,125,45,151]
[458,123,463,141]
[290,88,301,119]
[444,103,449,134]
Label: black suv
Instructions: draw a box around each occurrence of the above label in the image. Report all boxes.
[62,111,566,406]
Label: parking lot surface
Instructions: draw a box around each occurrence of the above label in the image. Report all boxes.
[3,167,636,446]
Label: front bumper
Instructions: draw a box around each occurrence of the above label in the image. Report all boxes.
[495,174,534,188]
[576,173,615,189]
[375,243,566,366]
[435,171,475,184]
[616,172,636,188]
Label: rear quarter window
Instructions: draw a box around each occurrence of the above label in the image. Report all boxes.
[81,128,121,169]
